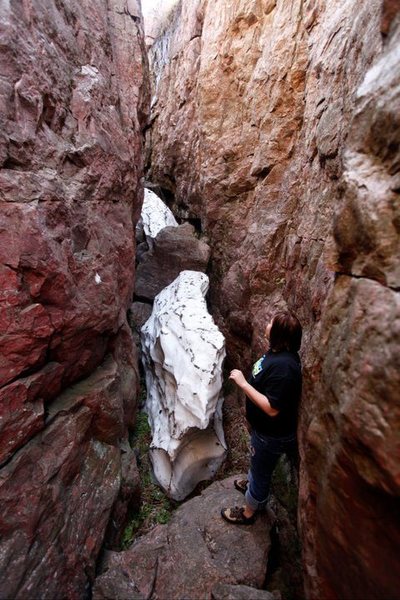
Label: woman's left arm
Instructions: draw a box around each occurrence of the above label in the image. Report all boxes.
[229,369,279,417]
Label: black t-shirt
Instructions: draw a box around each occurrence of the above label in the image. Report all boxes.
[245,350,302,437]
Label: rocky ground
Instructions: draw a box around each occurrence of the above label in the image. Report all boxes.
[94,476,276,600]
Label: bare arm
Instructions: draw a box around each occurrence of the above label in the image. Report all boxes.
[229,369,279,418]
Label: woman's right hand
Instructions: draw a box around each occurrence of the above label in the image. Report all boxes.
[229,369,247,388]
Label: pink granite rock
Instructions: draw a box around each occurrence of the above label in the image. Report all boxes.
[299,23,400,600]
[0,0,149,597]
[93,476,272,600]
[146,1,399,598]
[0,406,120,599]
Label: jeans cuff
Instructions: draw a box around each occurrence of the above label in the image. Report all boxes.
[245,487,264,511]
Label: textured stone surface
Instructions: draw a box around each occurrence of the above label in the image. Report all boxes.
[0,0,148,597]
[212,584,279,600]
[0,324,142,599]
[331,24,400,288]
[93,476,272,600]
[0,408,120,599]
[299,25,400,598]
[146,1,400,598]
[128,301,153,347]
[105,438,141,550]
[141,271,226,500]
[135,222,211,300]
[300,275,400,600]
[0,331,136,597]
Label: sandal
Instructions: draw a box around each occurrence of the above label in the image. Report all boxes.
[221,506,256,525]
[234,479,248,494]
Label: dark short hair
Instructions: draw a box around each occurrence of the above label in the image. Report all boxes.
[269,311,302,353]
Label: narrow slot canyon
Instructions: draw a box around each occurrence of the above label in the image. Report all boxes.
[0,1,399,600]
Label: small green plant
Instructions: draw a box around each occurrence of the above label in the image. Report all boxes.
[121,518,140,549]
[155,507,171,525]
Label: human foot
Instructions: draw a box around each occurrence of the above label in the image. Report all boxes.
[221,506,256,525]
[234,479,248,494]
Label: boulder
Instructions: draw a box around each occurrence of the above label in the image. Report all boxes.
[141,271,226,500]
[93,476,273,600]
[135,222,211,300]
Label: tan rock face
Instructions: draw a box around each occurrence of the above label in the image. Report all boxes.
[147,1,400,598]
[0,0,149,597]
[299,24,400,600]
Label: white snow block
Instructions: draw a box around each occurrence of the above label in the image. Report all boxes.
[141,270,227,501]
[141,188,178,239]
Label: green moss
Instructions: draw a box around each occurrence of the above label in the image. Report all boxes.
[130,409,151,452]
[121,410,177,549]
[271,456,298,517]
[268,456,304,599]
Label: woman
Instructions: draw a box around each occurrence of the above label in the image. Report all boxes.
[221,311,302,525]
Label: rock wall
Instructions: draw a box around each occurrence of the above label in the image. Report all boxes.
[0,0,149,597]
[146,1,400,598]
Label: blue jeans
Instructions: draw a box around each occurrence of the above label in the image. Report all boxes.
[245,429,297,511]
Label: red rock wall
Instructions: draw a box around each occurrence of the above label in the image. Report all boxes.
[0,0,149,597]
[147,1,400,598]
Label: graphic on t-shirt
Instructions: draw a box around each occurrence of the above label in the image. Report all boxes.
[252,355,265,377]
